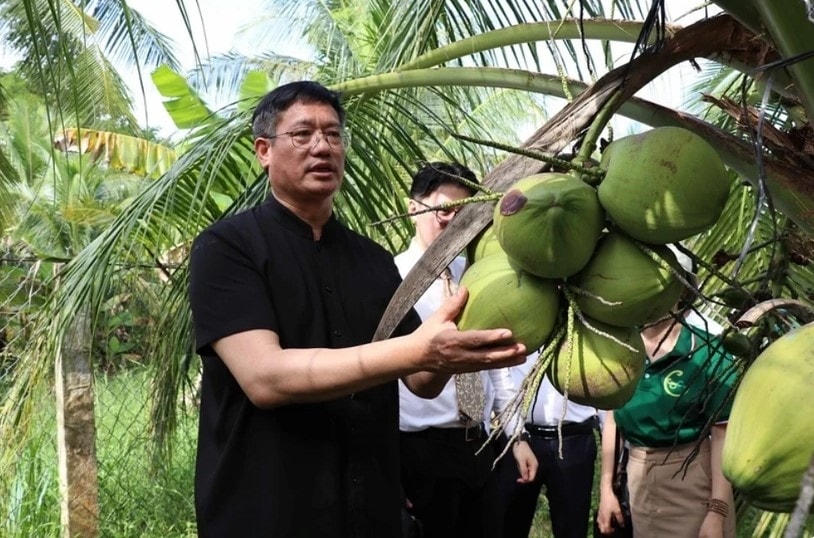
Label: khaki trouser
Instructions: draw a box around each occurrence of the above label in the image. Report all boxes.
[627,438,735,538]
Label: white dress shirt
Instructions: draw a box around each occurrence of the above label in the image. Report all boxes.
[395,240,517,432]
[685,309,724,335]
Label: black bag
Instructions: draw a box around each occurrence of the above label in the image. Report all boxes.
[593,430,633,538]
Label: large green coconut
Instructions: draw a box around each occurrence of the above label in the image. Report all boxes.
[493,173,604,279]
[457,253,560,353]
[547,318,646,409]
[598,126,731,244]
[722,322,814,512]
[572,232,684,327]
[466,224,503,265]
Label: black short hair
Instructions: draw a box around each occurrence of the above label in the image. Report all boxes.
[409,162,479,199]
[251,81,345,139]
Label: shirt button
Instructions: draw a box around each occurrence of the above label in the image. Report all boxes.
[333,329,342,337]
[325,286,333,293]
[645,373,650,378]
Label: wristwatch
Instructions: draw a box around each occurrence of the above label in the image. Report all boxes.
[515,431,531,444]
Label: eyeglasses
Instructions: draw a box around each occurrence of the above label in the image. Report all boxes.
[265,128,351,149]
[412,199,463,223]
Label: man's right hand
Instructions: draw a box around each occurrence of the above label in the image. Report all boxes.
[413,285,527,373]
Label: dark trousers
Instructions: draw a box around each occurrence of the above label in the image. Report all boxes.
[496,427,597,538]
[400,428,502,538]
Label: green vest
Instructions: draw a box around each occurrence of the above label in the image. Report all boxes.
[614,325,741,448]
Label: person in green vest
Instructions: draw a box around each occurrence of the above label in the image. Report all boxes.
[595,248,741,538]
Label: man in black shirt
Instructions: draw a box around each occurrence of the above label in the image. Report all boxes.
[188,81,528,537]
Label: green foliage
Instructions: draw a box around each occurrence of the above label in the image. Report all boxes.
[95,368,197,538]
[1,367,197,538]
[0,406,61,538]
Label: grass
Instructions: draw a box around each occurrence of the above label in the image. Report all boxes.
[94,368,198,538]
[3,370,813,538]
[1,366,198,538]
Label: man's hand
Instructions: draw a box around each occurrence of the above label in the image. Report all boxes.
[511,440,538,484]
[414,286,527,373]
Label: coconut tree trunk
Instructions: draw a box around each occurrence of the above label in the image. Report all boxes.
[55,303,99,538]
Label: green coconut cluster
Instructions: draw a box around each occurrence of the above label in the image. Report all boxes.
[457,126,731,410]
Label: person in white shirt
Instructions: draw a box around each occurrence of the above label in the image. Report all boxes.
[396,162,537,538]
[496,354,600,538]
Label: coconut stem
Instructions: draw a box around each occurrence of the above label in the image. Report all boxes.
[448,131,605,181]
[487,326,565,462]
[558,301,577,459]
[566,284,623,306]
[368,194,502,227]
[570,92,622,187]
[565,287,641,353]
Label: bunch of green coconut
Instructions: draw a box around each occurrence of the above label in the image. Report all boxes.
[457,126,732,411]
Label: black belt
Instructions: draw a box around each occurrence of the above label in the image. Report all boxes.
[525,416,599,439]
[404,424,486,442]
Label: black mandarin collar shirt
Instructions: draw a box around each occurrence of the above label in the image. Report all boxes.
[190,195,420,537]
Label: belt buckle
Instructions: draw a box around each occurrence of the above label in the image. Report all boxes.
[464,423,481,442]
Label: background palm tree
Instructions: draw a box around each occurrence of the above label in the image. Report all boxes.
[1,0,813,535]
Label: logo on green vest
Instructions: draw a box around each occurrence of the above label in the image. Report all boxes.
[663,370,685,397]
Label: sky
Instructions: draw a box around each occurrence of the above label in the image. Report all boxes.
[126,0,270,137]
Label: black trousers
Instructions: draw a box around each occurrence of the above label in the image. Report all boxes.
[496,428,597,538]
[400,428,502,538]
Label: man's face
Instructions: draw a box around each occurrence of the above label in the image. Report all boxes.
[255,101,346,206]
[409,183,472,250]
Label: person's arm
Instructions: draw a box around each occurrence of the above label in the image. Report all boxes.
[214,287,527,408]
[596,410,625,534]
[698,424,733,538]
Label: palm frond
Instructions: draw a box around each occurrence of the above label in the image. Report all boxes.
[151,65,214,130]
[55,128,178,178]
[55,44,138,131]
[88,0,181,71]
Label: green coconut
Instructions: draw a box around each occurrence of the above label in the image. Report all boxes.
[493,173,605,279]
[547,318,646,409]
[466,224,504,265]
[722,322,814,512]
[598,126,731,244]
[572,232,684,327]
[457,253,561,352]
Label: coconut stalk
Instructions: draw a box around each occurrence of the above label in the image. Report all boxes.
[752,0,814,127]
[398,19,678,72]
[448,132,605,183]
[711,0,764,35]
